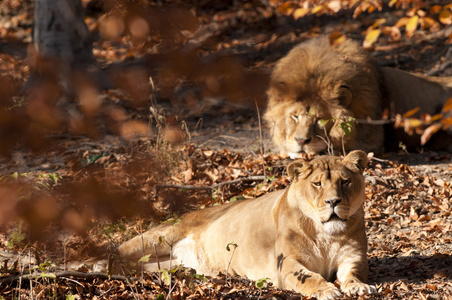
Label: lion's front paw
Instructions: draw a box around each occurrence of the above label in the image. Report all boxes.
[311,283,342,300]
[341,281,377,296]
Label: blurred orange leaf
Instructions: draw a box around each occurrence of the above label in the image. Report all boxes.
[421,123,442,145]
[403,107,420,118]
[430,113,444,122]
[406,118,423,128]
[439,9,452,25]
[442,97,452,112]
[420,17,438,30]
[327,0,342,13]
[382,26,401,41]
[370,18,386,29]
[406,15,419,38]
[293,8,309,20]
[329,31,346,46]
[440,116,452,129]
[277,2,294,15]
[403,106,420,118]
[311,5,324,15]
[430,5,443,15]
[363,29,381,48]
[353,1,370,18]
[395,17,409,28]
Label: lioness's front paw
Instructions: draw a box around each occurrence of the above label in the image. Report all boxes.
[311,284,342,300]
[341,281,377,296]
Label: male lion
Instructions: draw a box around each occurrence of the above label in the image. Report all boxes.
[265,36,383,157]
[265,36,452,156]
[119,150,376,299]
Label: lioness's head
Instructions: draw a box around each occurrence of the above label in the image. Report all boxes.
[287,150,367,235]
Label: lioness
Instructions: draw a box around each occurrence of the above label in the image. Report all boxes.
[265,36,452,156]
[119,150,376,299]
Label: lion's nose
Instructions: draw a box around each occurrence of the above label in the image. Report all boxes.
[295,137,311,145]
[325,198,341,207]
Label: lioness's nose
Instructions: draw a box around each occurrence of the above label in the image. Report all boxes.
[325,198,341,207]
[295,137,311,145]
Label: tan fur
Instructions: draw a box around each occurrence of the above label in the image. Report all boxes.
[119,151,376,299]
[265,36,452,155]
[264,36,383,156]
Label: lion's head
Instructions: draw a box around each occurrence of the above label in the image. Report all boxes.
[266,101,335,156]
[264,36,384,155]
[286,150,367,235]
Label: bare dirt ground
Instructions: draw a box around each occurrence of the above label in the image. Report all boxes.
[1,1,452,299]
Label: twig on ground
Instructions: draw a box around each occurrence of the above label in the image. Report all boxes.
[355,118,394,125]
[0,271,140,285]
[154,176,265,195]
[369,156,390,163]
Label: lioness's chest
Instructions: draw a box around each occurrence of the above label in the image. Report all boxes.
[304,237,353,281]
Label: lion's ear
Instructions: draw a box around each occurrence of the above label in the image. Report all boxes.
[287,160,312,180]
[339,85,353,107]
[344,150,368,173]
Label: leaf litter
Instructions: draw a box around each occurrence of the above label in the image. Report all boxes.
[1,0,452,299]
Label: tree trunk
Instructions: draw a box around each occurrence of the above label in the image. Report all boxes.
[26,0,108,98]
[33,0,95,67]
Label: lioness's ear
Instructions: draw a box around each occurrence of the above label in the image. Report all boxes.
[344,150,368,173]
[287,160,312,180]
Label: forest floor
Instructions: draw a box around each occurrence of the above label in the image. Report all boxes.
[1,0,452,299]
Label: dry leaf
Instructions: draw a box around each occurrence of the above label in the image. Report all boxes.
[421,123,442,145]
[442,97,452,112]
[293,8,309,19]
[363,29,381,48]
[406,15,419,38]
[439,9,452,25]
[403,107,420,118]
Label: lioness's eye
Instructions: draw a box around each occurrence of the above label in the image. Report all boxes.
[312,182,321,187]
[291,115,299,123]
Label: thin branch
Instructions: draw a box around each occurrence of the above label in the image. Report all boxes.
[355,118,394,125]
[369,156,390,163]
[154,176,265,194]
[0,271,140,285]
[255,99,266,181]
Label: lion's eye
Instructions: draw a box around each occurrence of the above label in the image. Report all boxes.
[312,181,321,188]
[342,179,350,185]
[291,115,299,123]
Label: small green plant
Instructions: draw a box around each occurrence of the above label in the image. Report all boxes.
[255,277,270,289]
[229,195,245,202]
[7,221,25,248]
[5,96,26,110]
[265,175,276,183]
[339,116,357,137]
[0,172,62,191]
[159,266,181,285]
[162,215,181,225]
[399,141,408,153]
[138,254,151,263]
[255,277,270,300]
[226,242,238,252]
[66,295,76,300]
[225,242,238,284]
